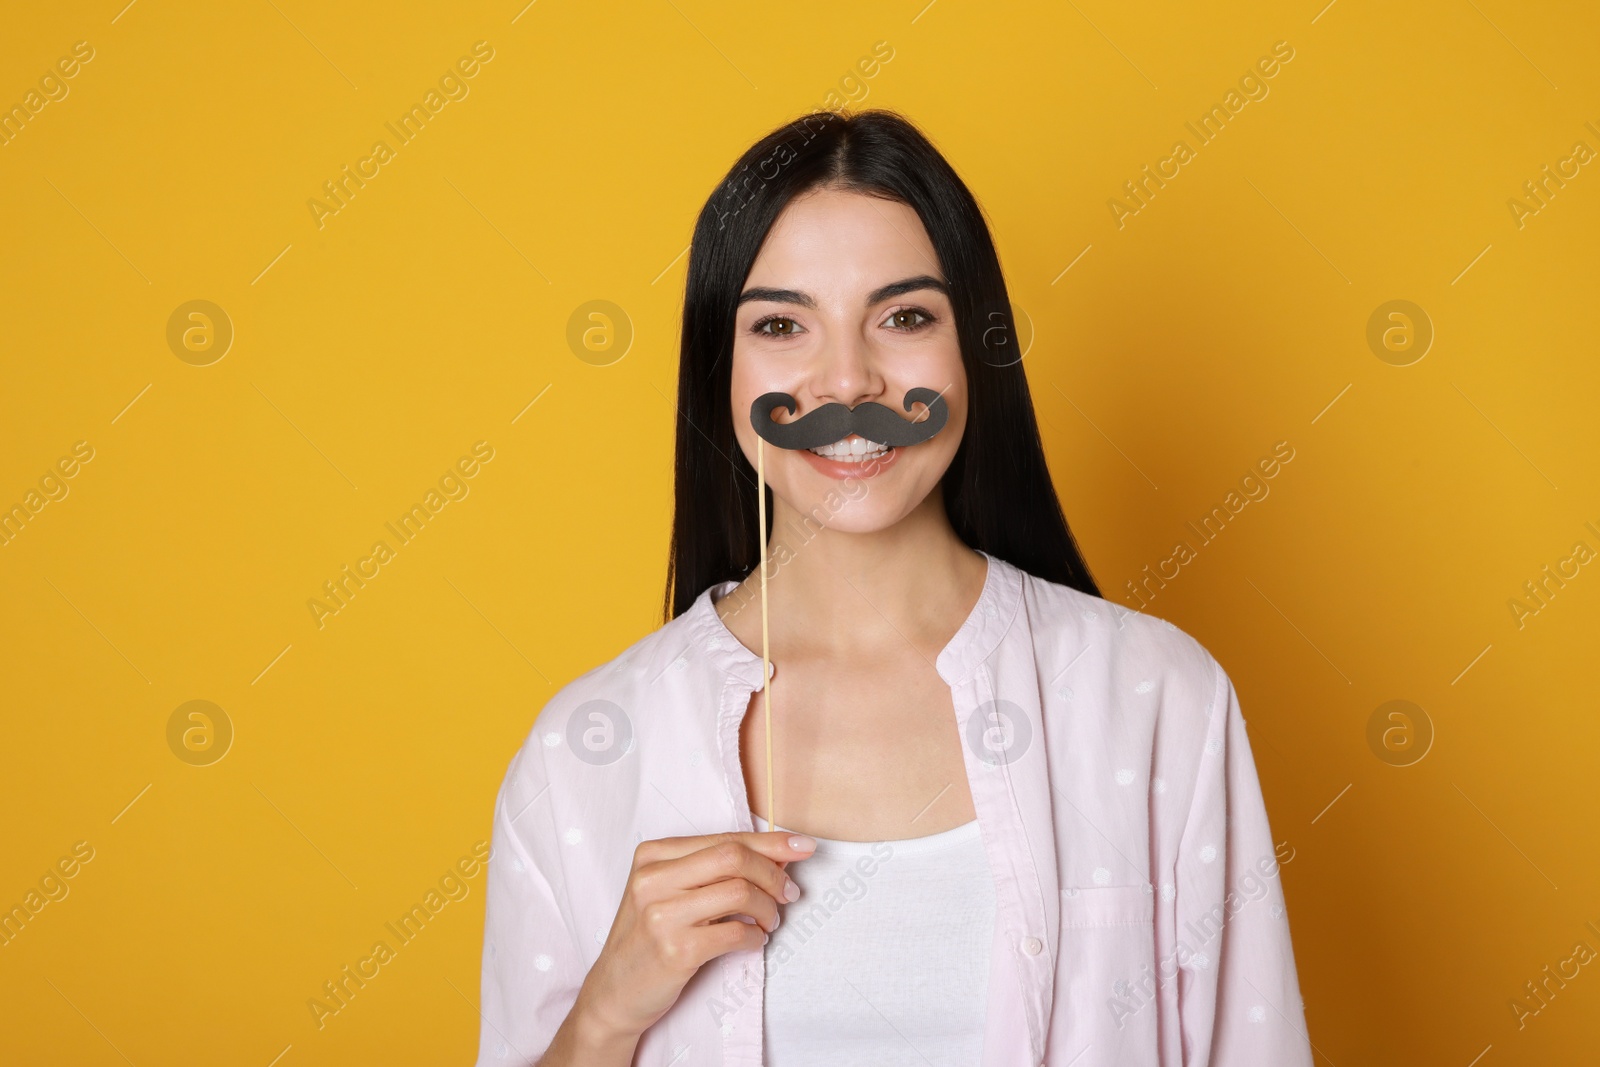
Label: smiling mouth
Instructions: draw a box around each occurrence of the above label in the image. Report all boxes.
[805,435,892,463]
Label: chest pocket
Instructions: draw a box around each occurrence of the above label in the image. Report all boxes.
[1049,884,1159,1065]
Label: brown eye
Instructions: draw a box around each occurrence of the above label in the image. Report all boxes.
[886,308,933,331]
[755,316,800,336]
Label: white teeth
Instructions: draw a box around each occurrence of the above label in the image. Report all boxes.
[808,436,890,461]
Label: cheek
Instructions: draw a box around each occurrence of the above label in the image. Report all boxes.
[923,395,968,476]
[729,373,766,461]
[729,349,803,459]
[730,340,797,392]
[941,397,970,454]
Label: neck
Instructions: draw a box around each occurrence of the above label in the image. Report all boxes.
[747,483,988,659]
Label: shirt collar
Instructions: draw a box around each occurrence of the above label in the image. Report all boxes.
[681,548,1024,690]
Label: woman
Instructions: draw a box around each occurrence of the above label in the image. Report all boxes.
[476,109,1313,1066]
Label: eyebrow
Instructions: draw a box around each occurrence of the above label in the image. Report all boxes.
[736,274,948,310]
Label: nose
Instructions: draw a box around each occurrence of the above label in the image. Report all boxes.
[809,319,884,410]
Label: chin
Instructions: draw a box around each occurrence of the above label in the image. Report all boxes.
[773,474,932,535]
[804,508,913,536]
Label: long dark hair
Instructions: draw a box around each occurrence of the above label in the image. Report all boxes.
[663,108,1100,621]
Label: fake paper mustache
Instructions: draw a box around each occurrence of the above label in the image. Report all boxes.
[750,388,949,450]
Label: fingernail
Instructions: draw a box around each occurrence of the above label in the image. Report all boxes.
[771,911,781,930]
[762,932,769,944]
[783,876,800,903]
[788,835,815,853]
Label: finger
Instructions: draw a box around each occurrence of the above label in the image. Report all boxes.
[635,830,814,867]
[636,841,786,912]
[668,878,780,934]
[673,839,805,907]
[686,912,769,968]
[638,902,768,978]
[738,830,817,863]
[636,835,811,904]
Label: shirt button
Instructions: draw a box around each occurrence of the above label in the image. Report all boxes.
[1021,936,1043,956]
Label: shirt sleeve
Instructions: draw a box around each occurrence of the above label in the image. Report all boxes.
[475,747,585,1066]
[1173,658,1315,1066]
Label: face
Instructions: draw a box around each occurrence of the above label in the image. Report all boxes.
[730,186,967,535]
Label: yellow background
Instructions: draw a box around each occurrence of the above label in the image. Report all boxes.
[2,0,1597,1063]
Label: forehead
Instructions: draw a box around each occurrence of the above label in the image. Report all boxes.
[744,186,941,293]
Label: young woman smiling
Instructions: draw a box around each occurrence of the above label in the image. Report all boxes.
[476,110,1313,1067]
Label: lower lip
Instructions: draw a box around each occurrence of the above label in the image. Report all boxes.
[797,444,902,480]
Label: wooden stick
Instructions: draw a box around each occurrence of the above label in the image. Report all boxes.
[757,434,774,833]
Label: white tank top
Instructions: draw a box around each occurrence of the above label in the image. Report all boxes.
[751,811,996,1065]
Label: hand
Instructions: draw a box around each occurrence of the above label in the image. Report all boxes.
[572,830,815,1042]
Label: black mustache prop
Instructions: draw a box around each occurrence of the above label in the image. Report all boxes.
[749,389,949,451]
